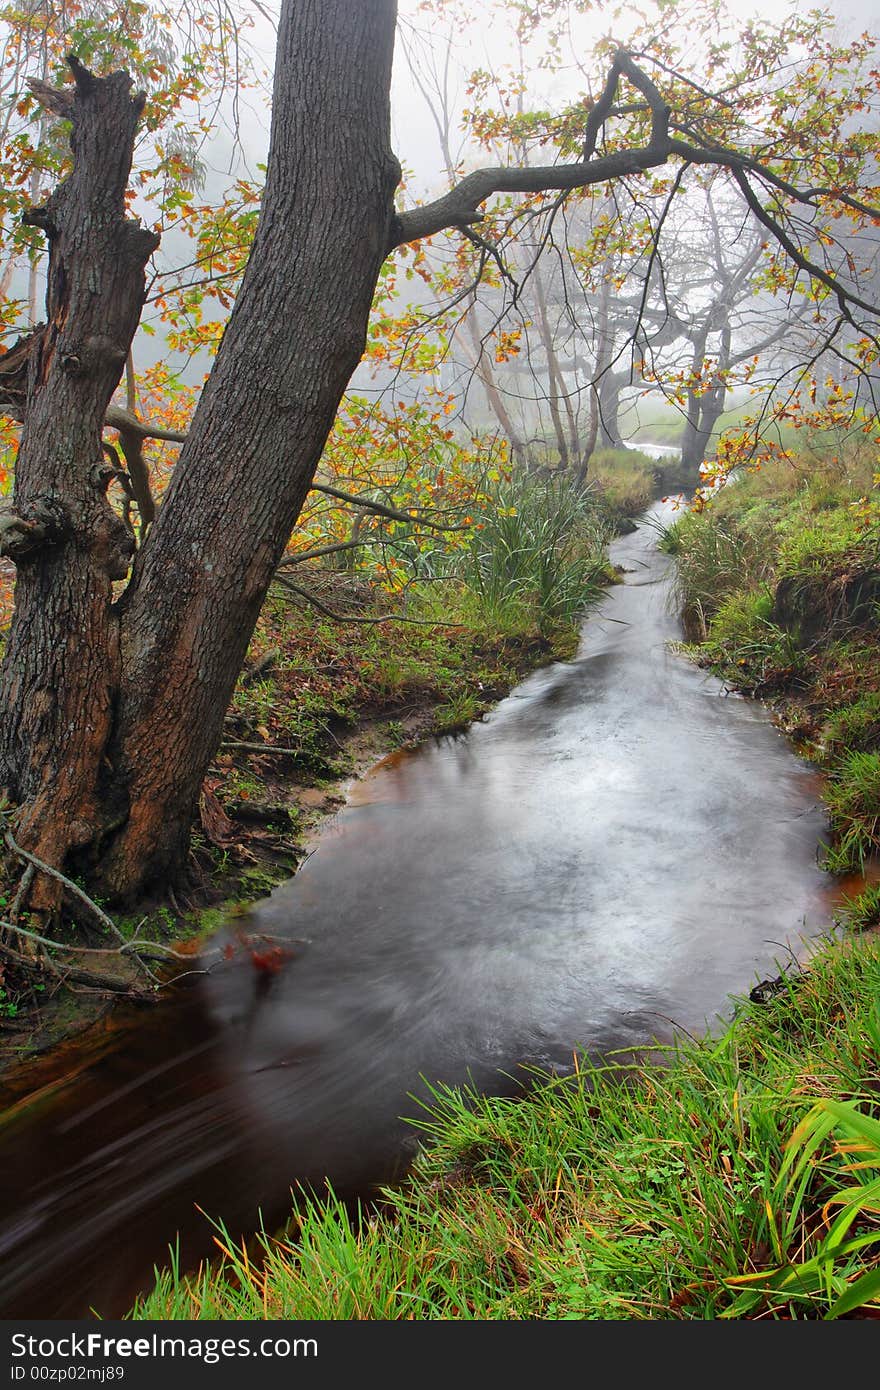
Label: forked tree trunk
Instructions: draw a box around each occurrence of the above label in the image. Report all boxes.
[680,320,730,480]
[0,1,401,905]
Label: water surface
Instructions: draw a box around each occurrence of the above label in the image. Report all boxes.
[0,502,833,1317]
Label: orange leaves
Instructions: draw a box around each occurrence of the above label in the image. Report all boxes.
[493,329,521,364]
[280,389,506,592]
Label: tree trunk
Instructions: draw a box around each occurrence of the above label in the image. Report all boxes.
[96,0,400,896]
[463,309,528,467]
[0,63,157,913]
[679,327,710,476]
[575,270,614,486]
[680,319,730,480]
[597,373,623,448]
[0,2,401,907]
[529,261,573,471]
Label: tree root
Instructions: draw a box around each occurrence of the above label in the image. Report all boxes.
[1,829,217,996]
[4,829,125,942]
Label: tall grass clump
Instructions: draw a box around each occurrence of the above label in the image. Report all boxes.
[823,750,880,871]
[825,692,880,754]
[658,508,772,639]
[701,589,804,689]
[463,474,611,636]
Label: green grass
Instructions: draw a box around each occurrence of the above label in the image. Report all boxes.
[657,507,773,640]
[131,934,880,1320]
[589,447,658,517]
[663,440,880,891]
[822,751,880,872]
[835,883,880,933]
[700,590,805,692]
[825,693,880,755]
[124,437,880,1323]
[777,506,871,575]
[462,473,611,637]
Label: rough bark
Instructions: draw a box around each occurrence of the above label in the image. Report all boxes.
[95,0,401,895]
[0,60,157,910]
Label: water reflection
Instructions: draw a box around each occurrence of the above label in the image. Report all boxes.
[0,502,834,1317]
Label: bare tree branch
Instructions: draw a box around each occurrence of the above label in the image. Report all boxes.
[310,481,471,531]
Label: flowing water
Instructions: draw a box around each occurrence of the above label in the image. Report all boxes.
[0,500,840,1317]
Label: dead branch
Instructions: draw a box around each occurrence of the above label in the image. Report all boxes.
[271,572,464,626]
[310,481,471,531]
[9,863,34,919]
[104,404,188,444]
[4,828,125,942]
[276,539,375,566]
[240,648,281,684]
[220,739,305,755]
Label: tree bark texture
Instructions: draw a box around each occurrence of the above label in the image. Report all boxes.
[0,62,157,908]
[96,0,401,895]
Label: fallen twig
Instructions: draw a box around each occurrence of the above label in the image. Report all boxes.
[9,863,34,920]
[0,916,212,993]
[4,830,125,943]
[221,739,303,755]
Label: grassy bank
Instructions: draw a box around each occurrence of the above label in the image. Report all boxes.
[126,441,880,1322]
[132,932,880,1319]
[658,444,880,895]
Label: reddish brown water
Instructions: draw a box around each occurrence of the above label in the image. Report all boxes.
[0,502,848,1317]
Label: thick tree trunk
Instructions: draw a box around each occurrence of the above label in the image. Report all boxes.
[96,0,401,896]
[0,63,157,911]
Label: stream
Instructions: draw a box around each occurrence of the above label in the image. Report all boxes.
[0,499,840,1318]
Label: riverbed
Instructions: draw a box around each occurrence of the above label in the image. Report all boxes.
[0,500,836,1317]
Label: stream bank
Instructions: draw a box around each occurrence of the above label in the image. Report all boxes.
[128,481,880,1322]
[133,930,880,1320]
[0,500,852,1319]
[658,454,880,925]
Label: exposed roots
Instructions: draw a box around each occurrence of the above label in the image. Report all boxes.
[0,827,215,999]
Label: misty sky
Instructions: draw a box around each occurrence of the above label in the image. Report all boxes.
[141,0,880,376]
[194,0,880,224]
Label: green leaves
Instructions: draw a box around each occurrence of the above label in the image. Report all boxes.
[725,1098,880,1318]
